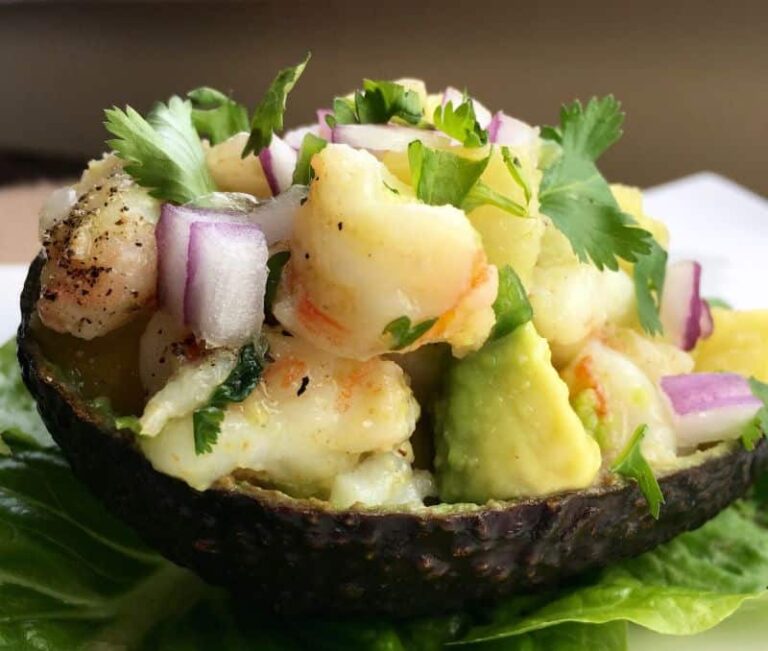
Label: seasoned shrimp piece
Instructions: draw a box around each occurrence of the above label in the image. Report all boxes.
[273,145,498,360]
[140,329,421,496]
[38,155,160,339]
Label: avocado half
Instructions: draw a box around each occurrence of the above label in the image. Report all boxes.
[17,256,768,616]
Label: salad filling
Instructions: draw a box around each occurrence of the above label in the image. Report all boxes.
[31,56,768,514]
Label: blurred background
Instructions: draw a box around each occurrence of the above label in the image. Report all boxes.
[1,0,766,261]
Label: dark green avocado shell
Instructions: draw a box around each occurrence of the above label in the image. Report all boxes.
[17,256,768,616]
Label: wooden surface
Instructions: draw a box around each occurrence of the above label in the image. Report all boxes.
[0,182,63,263]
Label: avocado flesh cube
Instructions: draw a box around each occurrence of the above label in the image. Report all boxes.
[435,322,602,503]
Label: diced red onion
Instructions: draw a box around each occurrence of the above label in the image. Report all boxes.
[699,300,715,340]
[331,124,449,151]
[156,204,246,323]
[660,260,705,351]
[258,134,297,196]
[317,109,333,141]
[184,221,268,348]
[441,86,492,129]
[487,112,538,148]
[284,124,319,150]
[660,373,762,448]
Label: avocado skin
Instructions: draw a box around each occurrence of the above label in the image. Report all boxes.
[17,256,768,616]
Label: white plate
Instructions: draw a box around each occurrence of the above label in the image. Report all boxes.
[1,173,766,649]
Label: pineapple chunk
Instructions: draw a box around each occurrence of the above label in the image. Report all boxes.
[693,309,768,381]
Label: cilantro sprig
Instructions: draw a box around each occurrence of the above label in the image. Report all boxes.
[328,79,424,127]
[193,342,270,455]
[490,266,533,340]
[539,96,667,334]
[187,87,249,145]
[105,97,217,204]
[383,316,437,351]
[611,424,665,519]
[742,378,768,451]
[408,141,525,216]
[292,133,328,186]
[242,52,311,157]
[433,94,488,147]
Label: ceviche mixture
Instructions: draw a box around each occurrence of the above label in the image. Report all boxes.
[34,54,768,513]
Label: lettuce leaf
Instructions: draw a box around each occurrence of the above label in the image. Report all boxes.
[2,336,768,650]
[0,339,52,451]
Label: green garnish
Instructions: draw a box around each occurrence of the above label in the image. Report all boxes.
[433,94,488,147]
[539,96,667,334]
[383,180,400,195]
[242,52,311,158]
[193,342,269,455]
[490,265,533,340]
[328,79,423,126]
[187,87,249,145]
[539,96,653,271]
[265,250,291,318]
[501,146,532,205]
[383,316,437,351]
[611,424,665,519]
[105,97,217,204]
[742,378,768,451]
[408,141,525,216]
[633,239,668,335]
[706,297,733,310]
[292,133,327,186]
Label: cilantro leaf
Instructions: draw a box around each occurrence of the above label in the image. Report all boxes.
[105,96,217,204]
[501,146,531,205]
[742,377,768,451]
[187,87,249,145]
[611,424,665,519]
[463,181,526,217]
[633,239,668,335]
[383,316,437,351]
[292,133,327,185]
[433,95,488,147]
[538,96,653,271]
[409,140,488,206]
[490,266,533,340]
[265,250,291,320]
[242,52,311,157]
[706,297,732,310]
[408,142,526,216]
[329,80,423,126]
[193,342,270,455]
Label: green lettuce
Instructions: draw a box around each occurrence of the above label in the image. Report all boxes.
[1,336,768,649]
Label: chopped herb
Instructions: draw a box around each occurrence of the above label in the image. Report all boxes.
[611,424,665,519]
[187,87,249,145]
[193,342,269,455]
[329,79,423,126]
[383,316,437,351]
[383,180,400,195]
[433,94,488,147]
[706,297,733,310]
[408,141,525,216]
[539,96,653,272]
[265,250,291,320]
[742,378,768,451]
[633,239,668,335]
[490,266,533,340]
[242,52,311,157]
[292,132,327,185]
[105,96,217,204]
[501,146,531,205]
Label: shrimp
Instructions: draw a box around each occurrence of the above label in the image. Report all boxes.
[272,144,498,360]
[140,328,421,496]
[37,155,161,340]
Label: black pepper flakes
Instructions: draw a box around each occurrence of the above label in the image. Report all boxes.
[297,376,310,397]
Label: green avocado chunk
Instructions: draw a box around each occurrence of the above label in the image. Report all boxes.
[435,322,602,503]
